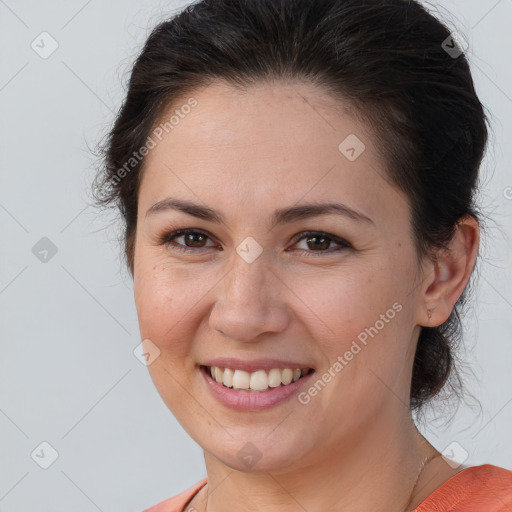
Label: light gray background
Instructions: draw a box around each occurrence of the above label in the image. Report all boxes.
[0,1,511,511]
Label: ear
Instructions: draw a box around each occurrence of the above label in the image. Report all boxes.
[416,215,480,327]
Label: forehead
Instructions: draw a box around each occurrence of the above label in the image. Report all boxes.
[138,80,405,227]
[150,79,370,158]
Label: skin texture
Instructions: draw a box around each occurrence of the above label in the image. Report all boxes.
[133,80,479,512]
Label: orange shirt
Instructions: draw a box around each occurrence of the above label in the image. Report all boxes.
[142,464,512,512]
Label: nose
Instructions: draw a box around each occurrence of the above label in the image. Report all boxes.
[209,253,289,342]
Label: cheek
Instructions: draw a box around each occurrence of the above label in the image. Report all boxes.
[133,252,215,357]
[134,261,175,337]
[305,256,415,371]
[133,260,202,407]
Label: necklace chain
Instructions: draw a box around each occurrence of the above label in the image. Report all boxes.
[404,453,440,511]
[192,453,441,512]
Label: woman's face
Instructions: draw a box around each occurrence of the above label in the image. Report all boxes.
[133,80,427,473]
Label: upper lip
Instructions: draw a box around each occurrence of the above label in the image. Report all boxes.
[201,357,315,373]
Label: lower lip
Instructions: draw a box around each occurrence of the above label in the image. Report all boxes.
[199,366,315,411]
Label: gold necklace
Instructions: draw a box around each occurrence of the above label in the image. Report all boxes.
[403,453,441,511]
[191,453,441,512]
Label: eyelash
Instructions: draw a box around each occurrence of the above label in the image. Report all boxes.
[158,228,352,257]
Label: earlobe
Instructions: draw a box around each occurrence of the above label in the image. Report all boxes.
[422,258,453,327]
[425,308,433,326]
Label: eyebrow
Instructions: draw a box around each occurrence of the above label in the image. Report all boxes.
[145,197,375,228]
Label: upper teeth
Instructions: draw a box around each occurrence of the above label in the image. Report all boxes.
[207,366,310,392]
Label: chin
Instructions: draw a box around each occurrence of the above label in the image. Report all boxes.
[202,431,314,474]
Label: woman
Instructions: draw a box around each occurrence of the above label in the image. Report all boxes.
[93,0,512,510]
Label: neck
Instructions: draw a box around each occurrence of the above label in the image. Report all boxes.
[196,405,439,512]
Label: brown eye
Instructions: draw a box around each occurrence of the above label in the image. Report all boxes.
[305,235,331,251]
[159,229,351,256]
[181,232,207,247]
[159,229,216,252]
[292,231,351,256]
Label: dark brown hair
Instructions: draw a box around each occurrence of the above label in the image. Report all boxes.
[92,0,489,412]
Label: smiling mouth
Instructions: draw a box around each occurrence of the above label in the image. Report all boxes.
[201,365,315,392]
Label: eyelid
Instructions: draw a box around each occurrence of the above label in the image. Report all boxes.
[159,228,218,249]
[289,230,352,249]
[159,228,352,255]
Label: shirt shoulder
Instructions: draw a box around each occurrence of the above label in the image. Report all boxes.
[141,478,207,512]
[413,464,512,512]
